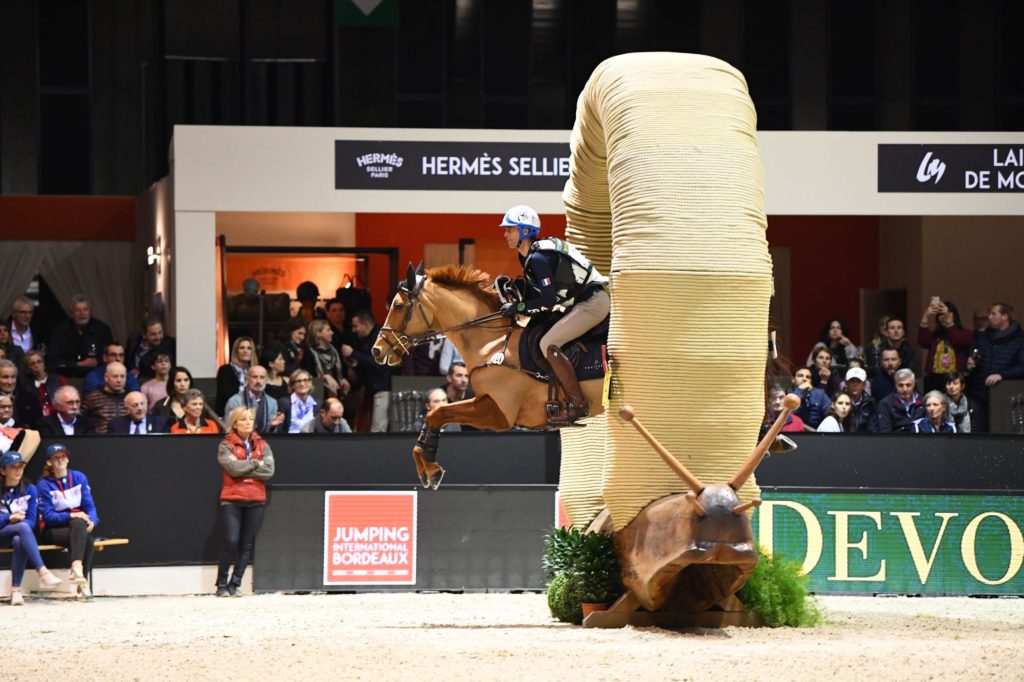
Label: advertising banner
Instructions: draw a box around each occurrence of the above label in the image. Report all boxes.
[335,140,571,191]
[323,491,417,585]
[878,144,1024,192]
[754,492,1024,594]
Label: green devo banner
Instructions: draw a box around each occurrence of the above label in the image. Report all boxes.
[753,493,1024,595]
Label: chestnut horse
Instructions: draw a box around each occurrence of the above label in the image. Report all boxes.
[372,263,606,489]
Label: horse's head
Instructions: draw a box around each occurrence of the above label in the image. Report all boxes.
[372,262,433,366]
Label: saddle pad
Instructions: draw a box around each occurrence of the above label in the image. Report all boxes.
[518,313,608,383]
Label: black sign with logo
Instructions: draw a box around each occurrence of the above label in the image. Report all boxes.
[334,140,572,191]
[878,144,1024,193]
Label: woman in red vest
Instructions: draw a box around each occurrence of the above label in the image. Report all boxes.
[216,406,275,597]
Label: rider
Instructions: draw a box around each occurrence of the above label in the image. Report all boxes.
[498,205,610,425]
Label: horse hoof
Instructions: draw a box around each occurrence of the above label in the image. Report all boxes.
[419,473,430,489]
[428,466,446,490]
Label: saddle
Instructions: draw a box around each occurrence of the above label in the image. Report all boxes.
[518,311,610,383]
[493,274,609,385]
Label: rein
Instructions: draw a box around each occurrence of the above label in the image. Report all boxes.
[377,289,510,363]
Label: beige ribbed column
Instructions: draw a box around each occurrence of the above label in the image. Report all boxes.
[559,52,771,530]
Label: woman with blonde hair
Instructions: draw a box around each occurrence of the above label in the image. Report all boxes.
[215,406,275,597]
[215,337,255,416]
[277,369,319,433]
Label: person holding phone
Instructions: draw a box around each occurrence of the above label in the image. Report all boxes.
[918,297,973,393]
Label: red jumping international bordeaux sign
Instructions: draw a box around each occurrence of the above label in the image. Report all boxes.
[323,491,417,585]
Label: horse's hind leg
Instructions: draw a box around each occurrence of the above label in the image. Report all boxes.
[416,395,511,490]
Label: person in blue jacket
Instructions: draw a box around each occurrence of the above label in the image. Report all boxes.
[0,451,62,605]
[36,442,99,594]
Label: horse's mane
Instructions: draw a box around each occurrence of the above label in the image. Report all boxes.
[425,265,500,307]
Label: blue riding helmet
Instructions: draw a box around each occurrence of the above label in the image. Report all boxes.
[499,205,541,241]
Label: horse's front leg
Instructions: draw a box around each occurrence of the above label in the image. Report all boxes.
[413,395,510,490]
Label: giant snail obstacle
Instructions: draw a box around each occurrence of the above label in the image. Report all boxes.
[373,52,796,627]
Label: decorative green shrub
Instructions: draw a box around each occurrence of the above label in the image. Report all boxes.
[547,571,588,624]
[738,547,821,628]
[543,526,622,608]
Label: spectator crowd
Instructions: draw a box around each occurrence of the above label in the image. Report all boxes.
[0,286,472,440]
[763,300,1024,435]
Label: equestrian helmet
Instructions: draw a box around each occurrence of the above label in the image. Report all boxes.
[499,205,541,241]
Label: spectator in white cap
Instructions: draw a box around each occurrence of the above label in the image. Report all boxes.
[843,366,878,433]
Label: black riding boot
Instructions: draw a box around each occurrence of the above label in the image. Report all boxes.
[546,344,589,426]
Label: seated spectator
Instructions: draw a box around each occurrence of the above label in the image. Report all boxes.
[412,388,461,434]
[807,345,842,398]
[967,302,1024,423]
[83,343,141,394]
[0,451,63,605]
[8,296,41,355]
[278,319,307,378]
[260,346,290,401]
[224,365,283,435]
[839,357,872,395]
[37,443,99,599]
[844,367,878,433]
[443,361,472,404]
[871,348,901,401]
[878,368,924,433]
[807,318,861,369]
[83,361,128,434]
[0,359,42,427]
[945,371,984,434]
[0,320,24,370]
[912,390,957,433]
[216,407,275,597]
[324,298,357,353]
[301,397,353,434]
[864,314,892,378]
[277,369,318,434]
[817,391,854,433]
[169,389,222,434]
[107,391,170,434]
[140,351,172,411]
[215,337,255,417]
[918,299,973,393]
[764,384,806,434]
[47,294,114,378]
[304,320,348,400]
[126,318,176,380]
[37,386,95,436]
[790,367,831,430]
[22,350,64,418]
[880,318,917,378]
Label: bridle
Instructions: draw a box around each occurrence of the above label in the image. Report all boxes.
[377,265,508,364]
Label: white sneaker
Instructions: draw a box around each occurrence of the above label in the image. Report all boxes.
[76,584,92,600]
[69,566,88,585]
[37,571,62,588]
[10,591,24,606]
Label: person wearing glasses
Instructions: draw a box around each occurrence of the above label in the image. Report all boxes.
[276,369,319,433]
[300,397,352,433]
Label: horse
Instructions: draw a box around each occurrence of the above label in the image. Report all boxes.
[371,263,607,489]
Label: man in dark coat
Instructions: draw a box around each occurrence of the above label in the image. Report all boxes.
[968,302,1024,427]
[47,295,114,377]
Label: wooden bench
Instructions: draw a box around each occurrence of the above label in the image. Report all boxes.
[0,538,131,590]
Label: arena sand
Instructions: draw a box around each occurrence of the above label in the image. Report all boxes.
[7,593,1024,681]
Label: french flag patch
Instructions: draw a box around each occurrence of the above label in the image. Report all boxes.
[540,277,552,286]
